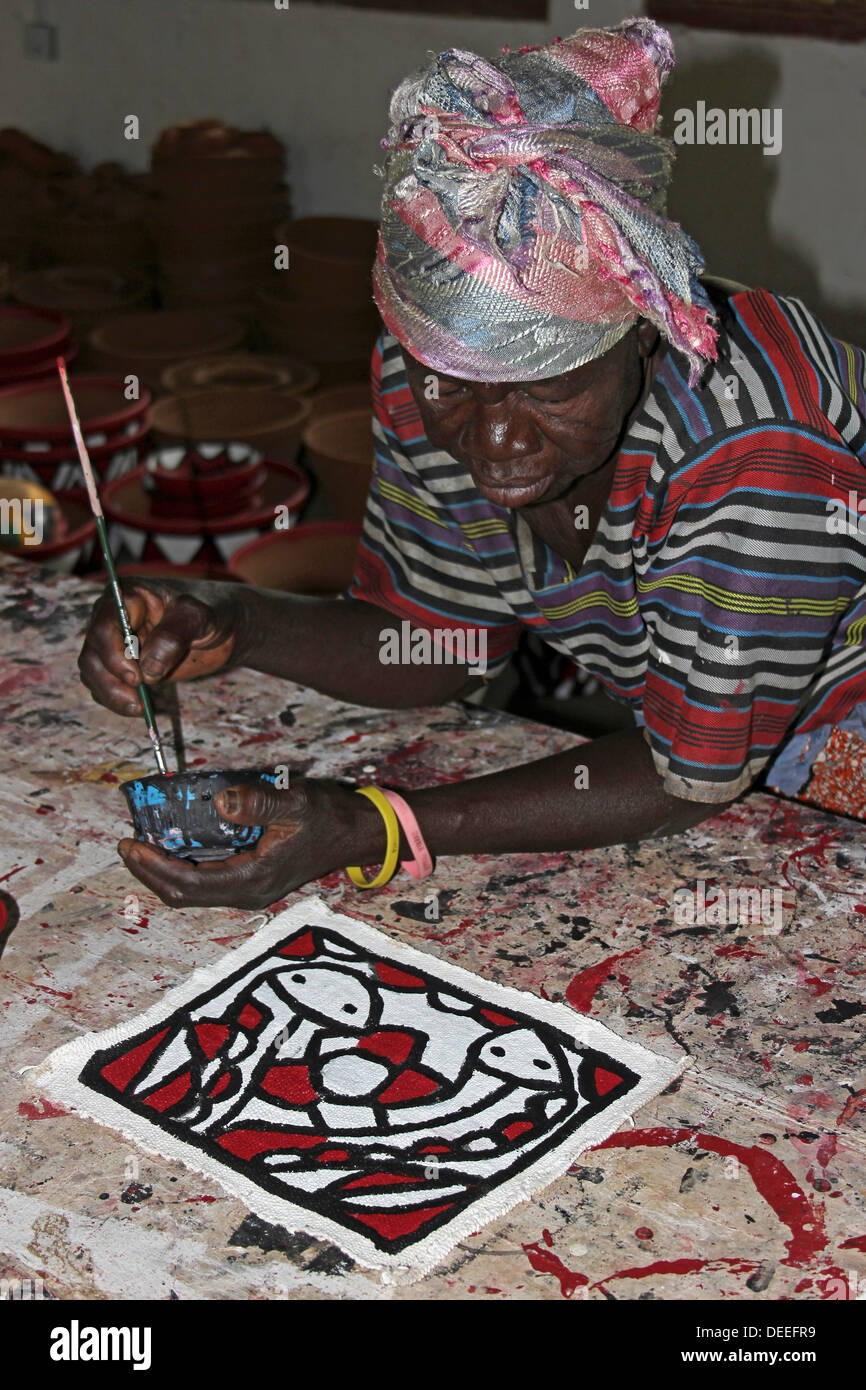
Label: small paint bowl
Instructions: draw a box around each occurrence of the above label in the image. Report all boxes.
[120,768,277,861]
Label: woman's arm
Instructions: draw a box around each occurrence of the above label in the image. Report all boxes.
[351,726,728,863]
[118,727,730,909]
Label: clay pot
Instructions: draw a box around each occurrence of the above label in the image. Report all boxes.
[102,459,310,568]
[37,216,153,274]
[13,489,96,574]
[302,408,374,520]
[256,289,378,361]
[161,353,317,397]
[307,380,370,424]
[88,310,246,391]
[150,387,310,463]
[0,428,147,494]
[92,560,238,584]
[144,442,267,520]
[121,768,277,860]
[11,265,151,340]
[0,304,71,369]
[228,519,361,595]
[275,217,377,308]
[0,375,150,441]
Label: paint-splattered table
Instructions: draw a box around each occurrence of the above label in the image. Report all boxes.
[1,553,864,1302]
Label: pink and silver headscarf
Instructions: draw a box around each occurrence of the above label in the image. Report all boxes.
[374,18,718,388]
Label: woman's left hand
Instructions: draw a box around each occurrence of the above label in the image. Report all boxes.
[117,778,375,909]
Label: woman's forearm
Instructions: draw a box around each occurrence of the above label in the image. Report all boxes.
[350,727,730,864]
[211,582,481,708]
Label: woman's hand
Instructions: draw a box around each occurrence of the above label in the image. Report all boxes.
[78,577,249,716]
[117,778,381,909]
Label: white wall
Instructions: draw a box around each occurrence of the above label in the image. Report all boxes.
[0,0,863,341]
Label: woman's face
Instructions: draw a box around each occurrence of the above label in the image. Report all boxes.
[402,322,658,509]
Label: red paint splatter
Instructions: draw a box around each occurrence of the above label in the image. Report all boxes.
[18,1098,67,1119]
[384,739,430,764]
[836,1090,866,1126]
[635,1226,654,1240]
[595,1127,826,1266]
[714,943,763,960]
[566,947,643,1014]
[839,1235,866,1252]
[522,1242,589,1298]
[185,1195,217,1204]
[593,1255,757,1292]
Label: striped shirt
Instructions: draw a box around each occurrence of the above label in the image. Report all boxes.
[349,288,866,803]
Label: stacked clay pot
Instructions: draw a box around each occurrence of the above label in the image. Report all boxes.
[87,309,246,393]
[301,407,375,521]
[11,266,151,370]
[0,375,151,494]
[150,121,289,323]
[257,216,379,385]
[150,386,310,465]
[0,304,74,388]
[102,455,309,569]
[0,475,96,574]
[0,128,79,271]
[35,162,155,281]
[228,519,362,596]
[161,351,318,399]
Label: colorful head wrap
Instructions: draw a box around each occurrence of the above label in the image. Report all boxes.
[373,18,718,388]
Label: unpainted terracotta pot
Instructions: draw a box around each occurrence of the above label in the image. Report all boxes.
[11,265,151,340]
[151,387,310,464]
[275,217,377,308]
[37,216,152,273]
[302,408,374,520]
[162,353,318,397]
[228,519,362,594]
[88,310,246,391]
[255,289,379,363]
[307,380,370,425]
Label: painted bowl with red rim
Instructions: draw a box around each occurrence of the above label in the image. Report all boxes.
[10,488,96,574]
[0,304,71,370]
[102,459,309,568]
[0,375,151,444]
[144,442,267,520]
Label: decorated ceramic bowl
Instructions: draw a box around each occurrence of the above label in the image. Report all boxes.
[120,768,278,860]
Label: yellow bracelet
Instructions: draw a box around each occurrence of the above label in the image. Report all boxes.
[346,786,401,889]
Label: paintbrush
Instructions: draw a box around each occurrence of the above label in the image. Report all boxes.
[56,356,170,776]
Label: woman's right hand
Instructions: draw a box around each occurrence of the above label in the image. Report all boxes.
[77,577,248,715]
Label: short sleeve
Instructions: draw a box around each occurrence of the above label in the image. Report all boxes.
[348,333,522,677]
[639,426,866,802]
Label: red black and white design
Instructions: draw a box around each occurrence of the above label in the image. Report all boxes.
[36,899,683,1272]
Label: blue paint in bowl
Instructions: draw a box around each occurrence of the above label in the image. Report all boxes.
[120,768,278,861]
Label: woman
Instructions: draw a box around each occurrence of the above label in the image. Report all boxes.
[79,19,866,909]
